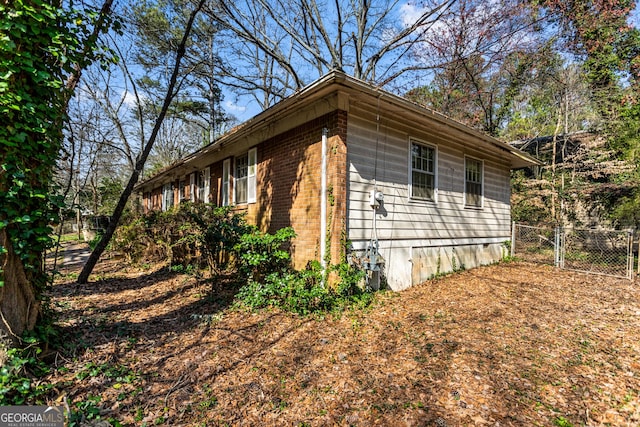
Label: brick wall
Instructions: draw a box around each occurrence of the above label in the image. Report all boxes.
[328,110,348,266]
[141,110,348,270]
[173,179,180,205]
[248,110,347,269]
[151,187,162,211]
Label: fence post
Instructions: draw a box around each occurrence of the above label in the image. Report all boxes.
[637,230,640,277]
[554,227,563,268]
[630,229,635,281]
[511,221,516,257]
[554,227,558,267]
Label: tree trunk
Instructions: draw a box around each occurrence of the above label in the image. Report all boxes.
[0,0,116,345]
[0,230,39,343]
[77,0,206,284]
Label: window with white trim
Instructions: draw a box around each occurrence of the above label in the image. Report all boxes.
[179,180,185,203]
[247,148,257,203]
[465,157,483,208]
[162,183,174,211]
[234,148,257,205]
[235,153,249,204]
[222,159,230,206]
[190,173,196,202]
[410,140,436,201]
[203,167,211,203]
[197,167,210,203]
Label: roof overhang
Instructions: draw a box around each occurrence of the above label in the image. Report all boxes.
[135,70,541,191]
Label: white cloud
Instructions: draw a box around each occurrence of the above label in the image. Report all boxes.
[399,3,426,28]
[224,99,247,114]
[121,90,139,108]
[398,1,450,40]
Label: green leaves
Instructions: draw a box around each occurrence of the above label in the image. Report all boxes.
[235,227,296,281]
[0,0,117,296]
[0,338,52,405]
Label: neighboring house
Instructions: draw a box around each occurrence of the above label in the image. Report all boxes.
[134,71,540,290]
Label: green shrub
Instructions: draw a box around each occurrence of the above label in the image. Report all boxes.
[235,226,296,281]
[333,261,366,296]
[235,257,373,316]
[111,204,250,270]
[188,205,251,271]
[0,337,52,405]
[113,208,375,315]
[236,262,329,315]
[111,215,153,263]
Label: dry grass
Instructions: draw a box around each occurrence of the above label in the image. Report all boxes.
[45,260,640,426]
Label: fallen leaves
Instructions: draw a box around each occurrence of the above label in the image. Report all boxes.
[45,261,640,426]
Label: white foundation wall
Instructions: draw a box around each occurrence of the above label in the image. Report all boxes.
[351,238,510,291]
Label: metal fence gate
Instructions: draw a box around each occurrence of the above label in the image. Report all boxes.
[511,222,635,280]
[510,223,557,265]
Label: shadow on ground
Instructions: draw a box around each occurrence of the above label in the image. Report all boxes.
[51,268,243,350]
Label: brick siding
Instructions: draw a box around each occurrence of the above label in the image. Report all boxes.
[142,110,348,271]
[245,111,347,269]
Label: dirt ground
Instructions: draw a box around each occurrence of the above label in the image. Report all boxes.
[45,254,640,426]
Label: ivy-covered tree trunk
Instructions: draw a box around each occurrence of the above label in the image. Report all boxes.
[0,230,39,341]
[0,0,114,340]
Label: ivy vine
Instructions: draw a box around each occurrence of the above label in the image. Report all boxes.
[0,0,117,294]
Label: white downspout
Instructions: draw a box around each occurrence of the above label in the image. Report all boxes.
[320,128,328,280]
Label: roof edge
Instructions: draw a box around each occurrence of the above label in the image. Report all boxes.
[136,70,541,190]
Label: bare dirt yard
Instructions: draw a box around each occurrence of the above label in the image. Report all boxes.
[46,255,640,426]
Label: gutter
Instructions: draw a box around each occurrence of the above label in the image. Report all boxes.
[136,70,540,191]
[320,128,328,282]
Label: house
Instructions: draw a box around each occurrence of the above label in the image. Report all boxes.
[134,70,540,290]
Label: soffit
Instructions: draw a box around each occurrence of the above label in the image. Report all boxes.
[136,71,539,191]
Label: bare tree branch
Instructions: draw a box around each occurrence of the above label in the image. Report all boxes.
[208,0,458,107]
[78,0,208,284]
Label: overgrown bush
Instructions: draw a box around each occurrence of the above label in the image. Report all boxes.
[236,267,328,315]
[189,204,251,271]
[233,227,373,315]
[235,263,373,315]
[114,205,374,315]
[235,226,296,281]
[111,204,250,271]
[111,215,150,263]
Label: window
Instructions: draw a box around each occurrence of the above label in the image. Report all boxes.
[162,183,174,211]
[144,192,151,211]
[234,148,257,205]
[410,141,436,201]
[247,148,257,203]
[465,157,483,208]
[222,159,230,206]
[196,168,210,203]
[203,167,211,203]
[179,180,185,202]
[235,153,249,204]
[190,173,196,202]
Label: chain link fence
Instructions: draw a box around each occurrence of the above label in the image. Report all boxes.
[510,223,557,265]
[511,222,635,280]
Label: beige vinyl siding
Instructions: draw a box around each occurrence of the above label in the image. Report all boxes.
[346,112,512,243]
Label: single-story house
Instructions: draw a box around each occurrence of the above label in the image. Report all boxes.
[134,70,540,290]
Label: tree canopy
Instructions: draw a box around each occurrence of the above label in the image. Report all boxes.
[3,0,640,339]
